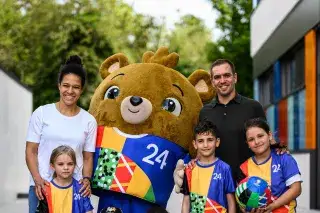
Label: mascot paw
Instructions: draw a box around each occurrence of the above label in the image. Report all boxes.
[173,159,185,193]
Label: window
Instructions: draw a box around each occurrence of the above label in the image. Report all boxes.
[280,41,305,98]
[259,68,273,107]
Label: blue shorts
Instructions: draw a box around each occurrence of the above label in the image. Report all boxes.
[28,186,39,213]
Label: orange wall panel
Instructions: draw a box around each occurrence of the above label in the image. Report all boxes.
[304,30,316,149]
[278,99,288,145]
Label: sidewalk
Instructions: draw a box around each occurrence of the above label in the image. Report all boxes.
[0,197,319,213]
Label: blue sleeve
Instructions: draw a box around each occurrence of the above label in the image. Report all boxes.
[281,154,300,181]
[83,197,94,212]
[183,154,191,164]
[224,167,235,194]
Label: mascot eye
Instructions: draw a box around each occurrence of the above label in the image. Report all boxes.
[162,98,182,116]
[104,86,120,99]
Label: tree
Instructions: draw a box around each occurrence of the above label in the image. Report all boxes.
[167,15,212,76]
[0,0,161,109]
[207,0,253,97]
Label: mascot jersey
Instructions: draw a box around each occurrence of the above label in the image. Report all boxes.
[182,159,235,213]
[239,151,302,213]
[92,126,187,209]
[37,178,93,213]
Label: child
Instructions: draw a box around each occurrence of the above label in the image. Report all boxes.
[36,145,93,213]
[181,120,236,213]
[238,118,302,213]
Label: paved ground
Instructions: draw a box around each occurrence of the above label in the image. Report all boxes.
[0,193,319,213]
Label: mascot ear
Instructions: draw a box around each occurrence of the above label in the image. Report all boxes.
[188,69,215,103]
[100,53,129,79]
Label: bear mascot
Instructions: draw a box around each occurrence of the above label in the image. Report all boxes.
[88,47,215,213]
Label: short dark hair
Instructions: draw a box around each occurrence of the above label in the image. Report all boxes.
[244,117,270,134]
[58,55,86,88]
[244,117,283,149]
[210,59,236,77]
[194,119,220,139]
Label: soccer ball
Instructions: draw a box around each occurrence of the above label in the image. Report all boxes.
[235,176,272,211]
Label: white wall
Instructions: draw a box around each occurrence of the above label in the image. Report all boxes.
[250,0,300,57]
[0,70,32,204]
[291,153,310,210]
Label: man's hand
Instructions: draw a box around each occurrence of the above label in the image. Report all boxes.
[79,178,91,197]
[173,159,185,193]
[34,176,49,200]
[270,139,289,155]
[185,158,197,170]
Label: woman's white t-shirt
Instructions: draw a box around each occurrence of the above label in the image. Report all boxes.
[26,103,97,186]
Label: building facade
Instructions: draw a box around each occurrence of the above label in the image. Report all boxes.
[0,68,33,205]
[251,0,320,210]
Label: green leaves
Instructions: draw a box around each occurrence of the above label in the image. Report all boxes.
[0,0,253,109]
[0,0,160,109]
[207,0,253,97]
[168,15,212,77]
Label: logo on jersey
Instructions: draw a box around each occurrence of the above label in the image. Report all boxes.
[254,179,261,187]
[74,193,81,200]
[272,164,281,173]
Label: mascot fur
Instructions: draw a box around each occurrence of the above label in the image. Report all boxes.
[89,47,215,212]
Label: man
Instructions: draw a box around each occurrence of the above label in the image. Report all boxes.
[174,59,266,190]
[199,59,266,176]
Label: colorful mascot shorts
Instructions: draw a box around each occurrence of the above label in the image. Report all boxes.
[92,126,187,207]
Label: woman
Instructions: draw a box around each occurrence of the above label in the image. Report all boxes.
[25,55,97,213]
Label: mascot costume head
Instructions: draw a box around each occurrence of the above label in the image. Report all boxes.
[89,47,214,212]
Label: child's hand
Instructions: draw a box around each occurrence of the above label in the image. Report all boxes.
[262,203,276,213]
[79,178,91,197]
[249,208,265,213]
[240,208,265,213]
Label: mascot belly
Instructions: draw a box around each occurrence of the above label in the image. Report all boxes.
[89,47,215,212]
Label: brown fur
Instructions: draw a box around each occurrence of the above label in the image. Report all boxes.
[89,47,215,156]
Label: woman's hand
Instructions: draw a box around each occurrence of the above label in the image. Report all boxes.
[79,178,91,197]
[34,176,49,200]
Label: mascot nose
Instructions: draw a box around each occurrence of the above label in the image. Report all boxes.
[130,96,143,106]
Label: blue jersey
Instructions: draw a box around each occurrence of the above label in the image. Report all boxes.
[239,151,301,212]
[183,159,235,212]
[92,126,187,210]
[42,178,93,213]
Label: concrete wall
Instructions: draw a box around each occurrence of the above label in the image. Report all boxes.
[292,153,311,210]
[250,0,300,57]
[0,69,32,204]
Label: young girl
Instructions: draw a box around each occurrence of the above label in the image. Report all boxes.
[238,118,302,213]
[36,145,93,213]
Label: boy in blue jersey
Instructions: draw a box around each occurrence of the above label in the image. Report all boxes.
[181,120,236,213]
[237,118,302,213]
